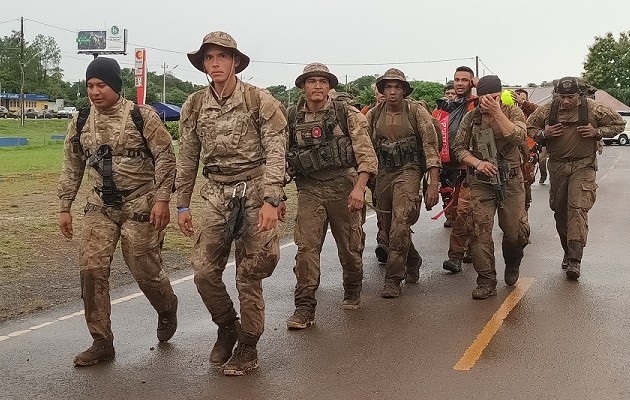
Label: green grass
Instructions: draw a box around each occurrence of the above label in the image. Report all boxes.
[0,119,69,143]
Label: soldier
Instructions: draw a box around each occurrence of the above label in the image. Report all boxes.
[452,75,530,299]
[366,68,441,298]
[57,57,178,366]
[176,32,287,375]
[527,77,624,280]
[515,88,539,210]
[285,63,377,329]
[435,67,478,273]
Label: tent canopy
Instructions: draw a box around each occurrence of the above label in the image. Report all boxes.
[152,102,181,121]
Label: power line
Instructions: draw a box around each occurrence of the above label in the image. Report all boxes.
[251,57,474,66]
[0,18,20,26]
[478,57,510,85]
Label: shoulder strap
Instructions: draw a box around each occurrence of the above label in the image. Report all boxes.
[407,100,419,131]
[131,105,154,162]
[472,107,482,125]
[548,98,560,126]
[243,85,262,131]
[72,106,91,153]
[578,97,588,126]
[332,100,350,135]
[287,104,298,148]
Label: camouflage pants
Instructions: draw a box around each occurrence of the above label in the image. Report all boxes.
[375,167,422,283]
[469,170,530,287]
[539,147,549,180]
[447,183,473,260]
[293,173,365,313]
[548,157,597,261]
[367,176,387,246]
[191,176,278,342]
[440,166,466,222]
[79,192,175,344]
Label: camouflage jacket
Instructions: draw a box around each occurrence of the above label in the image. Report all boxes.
[57,97,176,212]
[176,80,287,207]
[453,105,527,169]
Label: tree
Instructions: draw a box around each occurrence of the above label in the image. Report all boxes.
[409,81,444,109]
[583,31,630,90]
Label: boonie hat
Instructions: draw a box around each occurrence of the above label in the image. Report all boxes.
[295,63,339,88]
[555,77,579,95]
[187,31,250,74]
[376,68,413,97]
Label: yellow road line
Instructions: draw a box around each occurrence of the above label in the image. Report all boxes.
[454,277,535,371]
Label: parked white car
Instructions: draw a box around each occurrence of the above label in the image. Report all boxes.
[56,107,78,118]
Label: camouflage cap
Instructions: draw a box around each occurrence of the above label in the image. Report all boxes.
[187,31,250,74]
[295,63,339,88]
[555,77,579,95]
[376,68,413,97]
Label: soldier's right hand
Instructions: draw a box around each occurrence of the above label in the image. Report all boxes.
[544,123,563,137]
[59,212,73,239]
[476,160,498,177]
[177,211,195,237]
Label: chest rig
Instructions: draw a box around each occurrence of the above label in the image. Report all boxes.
[286,100,356,177]
[373,102,423,170]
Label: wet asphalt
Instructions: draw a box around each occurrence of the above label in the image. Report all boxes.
[1,146,630,400]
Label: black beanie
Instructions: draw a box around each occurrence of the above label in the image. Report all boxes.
[86,57,122,93]
[476,75,502,96]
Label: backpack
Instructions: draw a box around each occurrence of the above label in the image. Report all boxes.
[71,104,152,161]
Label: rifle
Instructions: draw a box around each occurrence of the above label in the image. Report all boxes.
[477,128,509,207]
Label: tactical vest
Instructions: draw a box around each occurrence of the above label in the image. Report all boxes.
[71,103,153,209]
[371,101,424,170]
[286,100,357,177]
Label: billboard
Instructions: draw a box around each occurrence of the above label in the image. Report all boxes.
[77,26,127,54]
[135,49,147,105]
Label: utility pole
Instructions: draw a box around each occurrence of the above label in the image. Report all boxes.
[20,17,24,127]
[161,62,167,103]
[475,56,479,77]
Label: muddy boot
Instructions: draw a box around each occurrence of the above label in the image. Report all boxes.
[405,257,421,284]
[472,284,497,300]
[375,244,389,264]
[380,281,401,299]
[73,340,115,367]
[443,258,462,273]
[561,255,570,271]
[210,320,239,366]
[504,262,521,286]
[566,259,581,280]
[443,219,454,228]
[342,291,361,310]
[286,309,315,330]
[462,253,473,264]
[223,342,259,376]
[157,294,178,342]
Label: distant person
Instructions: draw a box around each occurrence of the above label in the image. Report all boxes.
[444,83,456,101]
[527,76,624,280]
[515,88,539,210]
[176,31,287,375]
[57,57,178,366]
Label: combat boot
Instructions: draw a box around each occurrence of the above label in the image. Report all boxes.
[223,342,258,376]
[443,258,462,273]
[342,292,361,310]
[566,259,581,280]
[157,294,178,342]
[375,244,389,264]
[73,340,115,367]
[443,219,454,228]
[380,281,401,299]
[286,309,315,330]
[210,320,239,366]
[472,285,497,300]
[405,257,422,284]
[462,253,473,264]
[504,264,520,286]
[561,255,570,271]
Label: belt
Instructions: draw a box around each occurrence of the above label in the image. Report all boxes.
[203,162,265,183]
[470,166,520,182]
[550,156,593,162]
[84,203,150,222]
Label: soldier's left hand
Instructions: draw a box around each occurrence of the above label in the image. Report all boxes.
[577,124,599,138]
[258,203,279,232]
[277,201,287,222]
[347,187,366,212]
[150,201,170,232]
[425,184,439,210]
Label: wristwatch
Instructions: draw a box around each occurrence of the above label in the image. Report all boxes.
[264,196,280,207]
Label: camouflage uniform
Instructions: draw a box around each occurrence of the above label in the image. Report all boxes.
[58,96,177,345]
[527,97,624,276]
[453,105,531,292]
[176,80,287,344]
[289,97,377,316]
[366,100,441,289]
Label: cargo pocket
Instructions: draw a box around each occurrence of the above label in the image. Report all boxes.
[577,182,597,211]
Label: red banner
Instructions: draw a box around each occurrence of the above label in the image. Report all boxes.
[134,48,146,105]
[433,109,451,163]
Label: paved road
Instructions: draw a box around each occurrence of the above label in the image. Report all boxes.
[2,146,630,400]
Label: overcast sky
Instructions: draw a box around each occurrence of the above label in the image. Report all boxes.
[2,0,630,91]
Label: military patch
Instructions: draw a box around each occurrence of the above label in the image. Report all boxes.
[312,126,322,139]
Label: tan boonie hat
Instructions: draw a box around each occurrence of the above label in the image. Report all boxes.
[187,31,250,74]
[295,63,339,88]
[376,68,413,97]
